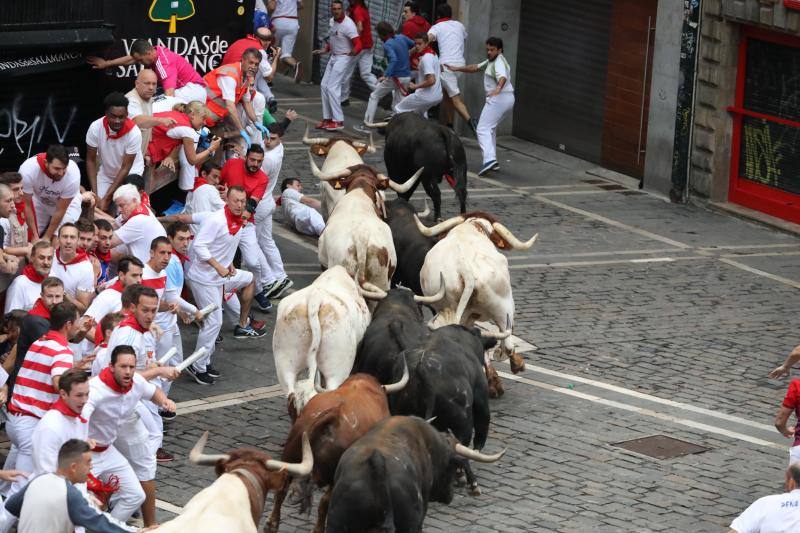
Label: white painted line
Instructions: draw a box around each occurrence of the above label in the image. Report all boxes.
[699,243,800,251]
[532,194,692,249]
[467,171,512,190]
[156,499,183,514]
[509,248,680,261]
[629,257,674,263]
[509,255,708,269]
[718,257,800,290]
[273,225,318,253]
[498,371,784,450]
[721,251,800,258]
[537,189,615,196]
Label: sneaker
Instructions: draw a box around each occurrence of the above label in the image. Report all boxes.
[187,366,215,385]
[206,365,221,378]
[250,318,267,330]
[468,117,479,134]
[478,160,497,176]
[215,335,223,344]
[269,277,294,299]
[341,99,350,107]
[254,290,273,311]
[159,409,177,421]
[234,324,267,338]
[325,121,344,131]
[156,448,174,463]
[353,124,370,133]
[293,62,303,83]
[315,119,331,130]
[260,280,279,298]
[491,161,500,171]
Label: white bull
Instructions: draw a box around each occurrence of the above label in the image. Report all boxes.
[312,157,422,292]
[273,265,379,414]
[416,213,538,390]
[302,124,376,220]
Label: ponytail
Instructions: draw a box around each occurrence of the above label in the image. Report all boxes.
[172,102,190,114]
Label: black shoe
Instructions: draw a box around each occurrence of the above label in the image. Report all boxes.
[234,324,267,338]
[159,409,177,421]
[188,366,215,385]
[206,365,221,378]
[215,335,223,344]
[268,277,294,299]
[341,99,350,107]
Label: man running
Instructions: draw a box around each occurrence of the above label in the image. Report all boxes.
[269,0,304,81]
[394,33,442,117]
[340,0,378,106]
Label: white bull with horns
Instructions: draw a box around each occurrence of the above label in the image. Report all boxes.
[415,212,538,395]
[302,124,377,220]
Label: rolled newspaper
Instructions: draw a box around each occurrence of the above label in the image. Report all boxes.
[197,303,219,320]
[175,347,208,373]
[156,347,178,366]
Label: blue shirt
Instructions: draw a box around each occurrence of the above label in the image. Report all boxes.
[383,34,414,78]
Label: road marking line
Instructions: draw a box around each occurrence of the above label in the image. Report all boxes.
[532,195,692,249]
[509,248,681,261]
[156,499,183,514]
[699,243,800,251]
[497,371,784,450]
[537,189,616,196]
[176,386,284,415]
[630,257,674,263]
[509,256,708,269]
[718,257,800,289]
[721,251,800,258]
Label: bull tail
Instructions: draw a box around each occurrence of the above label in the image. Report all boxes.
[415,359,437,421]
[443,128,468,214]
[307,291,323,375]
[368,450,396,532]
[454,275,475,326]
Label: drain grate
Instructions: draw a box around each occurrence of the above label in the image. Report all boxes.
[612,435,709,459]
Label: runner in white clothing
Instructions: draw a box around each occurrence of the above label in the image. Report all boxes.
[395,34,443,117]
[280,178,325,237]
[256,125,289,287]
[4,240,52,313]
[269,0,304,81]
[85,93,145,211]
[18,145,83,241]
[109,185,167,264]
[83,256,143,326]
[445,37,515,176]
[49,224,95,315]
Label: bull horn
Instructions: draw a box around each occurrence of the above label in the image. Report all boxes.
[358,282,387,300]
[414,273,445,304]
[414,214,465,238]
[384,167,424,193]
[308,152,352,182]
[382,356,409,394]
[189,431,231,466]
[454,443,506,463]
[364,121,389,128]
[417,199,430,218]
[491,222,539,251]
[302,123,332,146]
[480,328,512,340]
[265,433,314,476]
[314,368,327,394]
[426,416,437,424]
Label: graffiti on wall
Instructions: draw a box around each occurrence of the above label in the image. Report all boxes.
[0,95,78,158]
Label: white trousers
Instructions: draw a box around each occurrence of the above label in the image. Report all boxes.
[273,18,299,58]
[188,269,253,372]
[177,141,198,191]
[156,324,183,396]
[321,55,355,122]
[4,414,37,494]
[288,205,325,237]
[114,409,157,481]
[394,89,442,117]
[477,92,515,164]
[91,446,146,522]
[254,197,286,281]
[239,223,276,290]
[174,82,207,105]
[364,76,410,124]
[341,50,378,101]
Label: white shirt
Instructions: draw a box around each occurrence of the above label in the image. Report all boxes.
[257,49,274,96]
[478,53,514,94]
[85,118,145,181]
[217,78,251,103]
[4,274,41,313]
[127,93,178,119]
[185,184,225,217]
[428,20,467,64]
[262,143,284,196]
[281,187,305,220]
[32,408,89,475]
[114,212,167,264]
[330,16,358,55]
[83,373,156,447]
[83,282,122,322]
[730,489,800,532]
[19,156,82,212]
[417,53,442,100]
[186,209,244,286]
[50,252,95,297]
[106,322,155,371]
[273,0,299,18]
[167,125,200,143]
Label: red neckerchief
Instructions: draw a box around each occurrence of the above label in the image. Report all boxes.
[434,17,451,24]
[421,47,436,56]
[52,398,86,423]
[22,263,45,283]
[140,191,151,209]
[107,279,123,292]
[55,248,89,270]
[29,299,51,319]
[36,153,55,179]
[192,176,209,191]
[118,314,147,334]
[224,205,244,235]
[94,322,106,346]
[172,250,189,265]
[99,367,132,394]
[13,201,25,226]
[103,117,136,140]
[124,202,150,221]
[91,248,112,264]
[42,330,69,348]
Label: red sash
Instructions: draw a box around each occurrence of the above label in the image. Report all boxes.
[103,117,136,140]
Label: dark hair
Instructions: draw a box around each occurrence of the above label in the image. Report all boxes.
[242,47,262,61]
[200,161,220,176]
[58,439,91,469]
[0,172,22,185]
[45,145,70,166]
[58,222,79,236]
[280,177,299,192]
[123,174,145,192]
[2,310,26,333]
[100,312,124,337]
[121,284,141,308]
[376,21,394,39]
[267,123,285,136]
[94,219,113,232]
[134,286,158,305]
[246,144,265,156]
[404,1,420,15]
[104,92,129,111]
[790,464,800,486]
[50,301,78,330]
[111,344,136,365]
[436,3,452,19]
[414,32,429,41]
[486,36,503,51]
[41,276,64,291]
[167,221,191,238]
[228,185,246,196]
[75,218,95,234]
[118,255,144,274]
[130,39,154,56]
[150,236,171,251]
[332,0,344,5]
[31,239,53,255]
[58,368,89,394]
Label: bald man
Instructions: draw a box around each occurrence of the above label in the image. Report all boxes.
[125,70,181,152]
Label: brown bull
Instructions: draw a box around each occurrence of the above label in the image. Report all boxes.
[266,363,409,533]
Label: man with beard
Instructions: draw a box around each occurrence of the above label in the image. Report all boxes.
[5,240,52,313]
[49,223,95,314]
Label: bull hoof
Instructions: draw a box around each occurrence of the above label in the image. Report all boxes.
[485,364,504,398]
[469,484,482,497]
[265,522,279,533]
[455,469,467,486]
[509,352,526,374]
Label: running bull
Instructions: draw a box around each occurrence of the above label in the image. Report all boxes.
[266,364,409,533]
[325,416,505,533]
[385,197,435,295]
[152,432,312,532]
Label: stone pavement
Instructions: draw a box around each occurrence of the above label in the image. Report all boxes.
[151,78,800,530]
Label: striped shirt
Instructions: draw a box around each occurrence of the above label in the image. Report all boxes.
[9,331,73,418]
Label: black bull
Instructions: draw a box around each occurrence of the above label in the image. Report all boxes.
[385,198,435,295]
[383,112,468,221]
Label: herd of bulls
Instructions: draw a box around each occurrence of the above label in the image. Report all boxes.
[166,113,539,533]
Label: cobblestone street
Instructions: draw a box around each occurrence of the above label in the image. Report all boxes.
[154,80,800,532]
